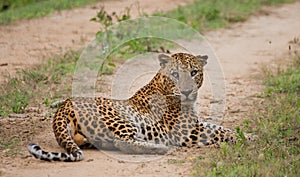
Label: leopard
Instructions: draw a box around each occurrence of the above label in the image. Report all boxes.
[27,52,255,162]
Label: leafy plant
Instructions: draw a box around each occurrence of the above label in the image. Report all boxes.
[90,6,131,30]
[90,6,171,74]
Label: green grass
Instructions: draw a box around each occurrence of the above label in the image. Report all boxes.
[191,48,300,176]
[0,0,298,167]
[0,0,104,24]
[0,138,21,156]
[0,51,79,116]
[0,0,296,121]
[157,0,296,31]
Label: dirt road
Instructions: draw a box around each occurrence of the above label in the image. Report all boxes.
[0,0,192,84]
[0,0,300,177]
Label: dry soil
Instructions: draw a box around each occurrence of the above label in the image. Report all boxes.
[0,0,299,177]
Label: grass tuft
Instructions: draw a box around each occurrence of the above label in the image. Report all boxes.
[0,51,79,116]
[157,0,295,32]
[0,0,104,24]
[0,138,21,156]
[192,43,300,176]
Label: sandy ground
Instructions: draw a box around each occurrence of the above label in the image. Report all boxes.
[0,0,192,84]
[0,0,300,177]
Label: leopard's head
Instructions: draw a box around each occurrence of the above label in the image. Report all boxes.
[158,53,208,105]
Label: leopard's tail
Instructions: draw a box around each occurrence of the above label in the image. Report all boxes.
[27,143,83,162]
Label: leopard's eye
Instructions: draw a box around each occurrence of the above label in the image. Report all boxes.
[191,70,198,77]
[172,72,179,79]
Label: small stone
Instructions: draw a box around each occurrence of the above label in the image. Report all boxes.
[216,161,223,167]
[23,130,30,133]
[210,99,222,104]
[258,153,265,161]
[229,109,240,113]
[21,155,32,159]
[3,148,10,153]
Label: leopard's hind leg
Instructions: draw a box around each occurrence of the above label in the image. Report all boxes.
[113,138,172,155]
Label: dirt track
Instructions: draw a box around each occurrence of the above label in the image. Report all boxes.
[0,0,192,84]
[0,0,300,177]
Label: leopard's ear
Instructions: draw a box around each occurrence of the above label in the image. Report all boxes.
[196,54,208,66]
[158,54,172,67]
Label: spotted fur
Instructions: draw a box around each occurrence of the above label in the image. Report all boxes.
[28,53,254,162]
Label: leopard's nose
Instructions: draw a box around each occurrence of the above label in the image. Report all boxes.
[181,90,192,97]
